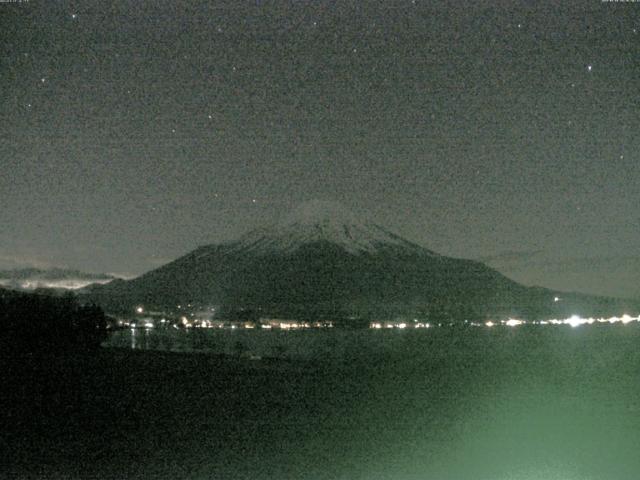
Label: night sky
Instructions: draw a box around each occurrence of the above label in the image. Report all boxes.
[1,1,639,298]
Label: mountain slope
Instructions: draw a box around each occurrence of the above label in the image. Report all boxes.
[86,201,637,321]
[480,250,640,300]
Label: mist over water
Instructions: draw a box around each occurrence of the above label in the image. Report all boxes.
[102,325,640,479]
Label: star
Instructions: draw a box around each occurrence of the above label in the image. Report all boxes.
[71,13,77,19]
[587,65,592,72]
[41,78,46,83]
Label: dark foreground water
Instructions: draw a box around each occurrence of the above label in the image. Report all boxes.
[4,325,640,479]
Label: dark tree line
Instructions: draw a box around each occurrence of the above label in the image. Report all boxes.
[0,290,108,356]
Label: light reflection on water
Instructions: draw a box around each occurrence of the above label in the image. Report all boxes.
[107,321,640,362]
[108,327,397,360]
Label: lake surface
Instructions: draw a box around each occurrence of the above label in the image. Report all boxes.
[6,324,640,479]
[99,324,640,479]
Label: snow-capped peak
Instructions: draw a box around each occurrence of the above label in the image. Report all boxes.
[230,200,433,256]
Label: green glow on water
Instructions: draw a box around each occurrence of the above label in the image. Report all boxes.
[24,324,640,479]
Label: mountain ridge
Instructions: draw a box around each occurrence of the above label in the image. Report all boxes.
[84,201,639,320]
[226,201,436,256]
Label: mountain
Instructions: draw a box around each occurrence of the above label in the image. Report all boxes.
[232,200,431,256]
[0,268,117,291]
[85,201,638,321]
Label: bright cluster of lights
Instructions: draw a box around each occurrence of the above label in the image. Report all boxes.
[505,319,524,327]
[370,321,431,329]
[278,322,305,330]
[125,317,335,330]
[123,309,640,331]
[262,320,333,330]
[368,315,640,330]
[497,314,640,328]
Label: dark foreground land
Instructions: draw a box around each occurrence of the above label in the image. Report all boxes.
[3,326,640,480]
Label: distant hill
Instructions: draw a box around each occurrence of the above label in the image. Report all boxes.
[85,200,639,322]
[0,268,116,291]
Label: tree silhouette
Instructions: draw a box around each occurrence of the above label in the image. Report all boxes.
[0,290,108,356]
